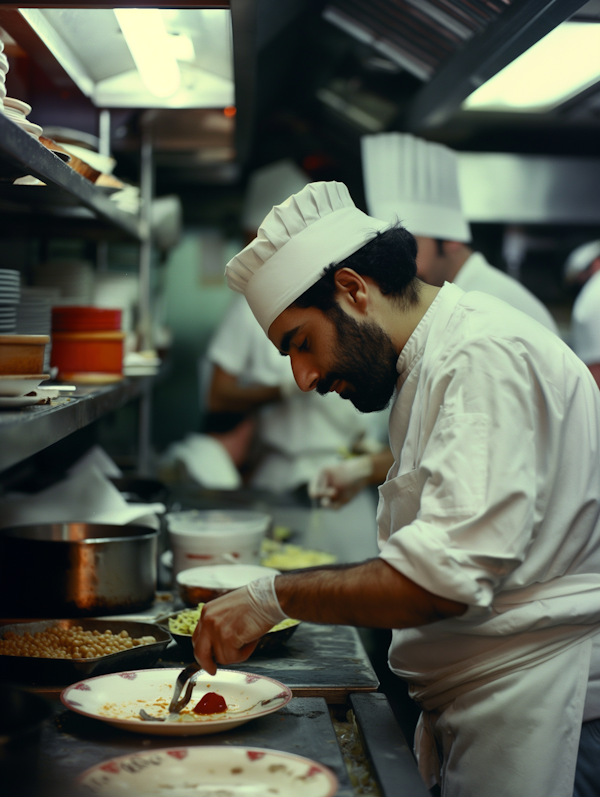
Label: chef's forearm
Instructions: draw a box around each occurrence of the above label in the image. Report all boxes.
[274,558,467,628]
[208,365,281,413]
[368,449,394,486]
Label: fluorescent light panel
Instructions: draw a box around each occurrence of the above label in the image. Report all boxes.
[463,21,600,113]
[114,8,181,99]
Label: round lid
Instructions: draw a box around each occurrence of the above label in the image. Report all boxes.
[166,509,271,535]
[176,564,280,589]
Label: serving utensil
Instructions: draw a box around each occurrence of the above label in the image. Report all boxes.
[138,661,201,722]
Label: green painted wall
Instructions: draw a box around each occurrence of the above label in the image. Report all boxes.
[151,229,242,450]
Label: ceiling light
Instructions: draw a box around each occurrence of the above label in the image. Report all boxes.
[114,8,181,98]
[463,21,600,113]
[167,32,196,63]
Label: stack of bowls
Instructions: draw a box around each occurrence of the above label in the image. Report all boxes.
[1,98,43,140]
[51,306,125,384]
[0,40,6,111]
[0,334,50,406]
[16,287,55,373]
[0,269,20,333]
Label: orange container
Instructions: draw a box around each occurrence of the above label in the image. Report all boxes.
[0,335,50,375]
[51,331,125,381]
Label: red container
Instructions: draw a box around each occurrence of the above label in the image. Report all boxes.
[51,331,125,381]
[52,306,122,332]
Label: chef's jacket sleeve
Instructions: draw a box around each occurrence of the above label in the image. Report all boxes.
[378,335,553,612]
[206,295,255,377]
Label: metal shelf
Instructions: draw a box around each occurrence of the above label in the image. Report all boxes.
[0,377,154,472]
[0,113,144,240]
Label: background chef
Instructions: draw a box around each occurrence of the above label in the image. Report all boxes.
[310,131,561,510]
[564,239,600,390]
[192,180,600,797]
[205,160,384,562]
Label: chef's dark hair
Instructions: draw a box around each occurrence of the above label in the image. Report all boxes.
[292,223,420,312]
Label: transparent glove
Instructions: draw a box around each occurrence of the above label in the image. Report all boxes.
[192,575,287,675]
[308,455,374,508]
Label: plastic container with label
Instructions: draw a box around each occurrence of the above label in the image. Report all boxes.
[166,510,271,577]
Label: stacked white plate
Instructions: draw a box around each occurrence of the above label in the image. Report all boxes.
[33,260,94,305]
[16,287,55,373]
[0,40,7,110]
[1,96,42,140]
[0,269,21,333]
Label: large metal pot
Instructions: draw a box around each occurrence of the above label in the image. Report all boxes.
[0,523,158,617]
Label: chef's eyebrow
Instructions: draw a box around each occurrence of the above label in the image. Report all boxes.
[279,326,301,355]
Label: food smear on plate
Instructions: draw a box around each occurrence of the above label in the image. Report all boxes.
[0,626,156,659]
[100,687,237,722]
[193,692,227,714]
[169,604,298,636]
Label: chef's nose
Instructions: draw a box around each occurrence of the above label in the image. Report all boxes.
[291,355,319,392]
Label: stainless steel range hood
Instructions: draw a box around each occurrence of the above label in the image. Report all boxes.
[458,152,600,224]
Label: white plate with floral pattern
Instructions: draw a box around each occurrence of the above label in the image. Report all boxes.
[77,746,338,796]
[61,668,292,736]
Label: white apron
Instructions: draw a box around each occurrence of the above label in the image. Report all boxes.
[376,284,600,797]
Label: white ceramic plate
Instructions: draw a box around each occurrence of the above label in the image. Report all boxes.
[77,746,338,797]
[3,96,31,115]
[61,668,293,737]
[14,119,43,138]
[0,374,49,396]
[0,394,47,408]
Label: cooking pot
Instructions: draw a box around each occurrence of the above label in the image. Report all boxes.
[0,523,157,617]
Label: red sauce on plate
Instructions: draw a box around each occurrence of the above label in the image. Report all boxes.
[193,692,227,714]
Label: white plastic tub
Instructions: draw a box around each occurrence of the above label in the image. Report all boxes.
[166,510,271,577]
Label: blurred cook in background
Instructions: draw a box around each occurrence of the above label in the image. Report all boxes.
[361,132,559,334]
[310,131,562,510]
[564,240,600,390]
[204,160,385,562]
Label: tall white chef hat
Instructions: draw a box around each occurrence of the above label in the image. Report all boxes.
[564,240,600,282]
[226,181,390,333]
[242,159,310,233]
[361,132,471,242]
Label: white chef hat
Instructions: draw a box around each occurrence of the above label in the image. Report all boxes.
[564,240,600,282]
[226,181,390,333]
[242,159,310,233]
[361,132,471,242]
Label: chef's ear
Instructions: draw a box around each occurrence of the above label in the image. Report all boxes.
[333,268,369,315]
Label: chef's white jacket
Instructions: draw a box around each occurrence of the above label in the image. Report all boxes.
[572,269,600,366]
[378,283,600,797]
[207,295,381,493]
[454,251,559,334]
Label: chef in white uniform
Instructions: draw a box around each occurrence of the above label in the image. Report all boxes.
[192,180,600,797]
[206,161,381,561]
[310,132,562,510]
[564,240,600,390]
[361,132,559,333]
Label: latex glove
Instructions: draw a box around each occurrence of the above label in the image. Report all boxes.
[192,575,287,675]
[308,455,374,508]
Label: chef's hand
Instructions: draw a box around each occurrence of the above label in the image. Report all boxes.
[308,455,374,508]
[192,576,288,675]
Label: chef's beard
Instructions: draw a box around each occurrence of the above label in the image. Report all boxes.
[316,305,399,413]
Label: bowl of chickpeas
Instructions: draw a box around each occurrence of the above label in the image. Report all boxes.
[0,618,172,683]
